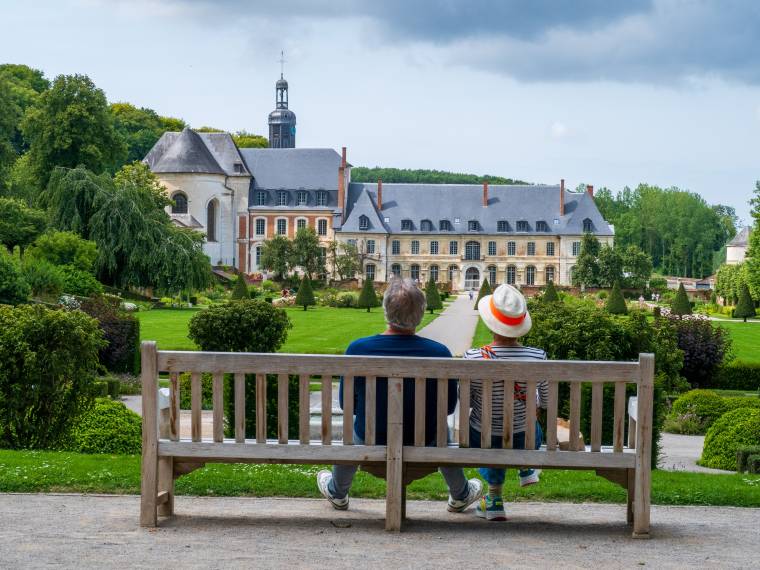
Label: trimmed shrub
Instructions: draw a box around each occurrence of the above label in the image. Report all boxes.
[0,304,104,449]
[20,257,65,298]
[59,265,103,296]
[734,283,756,322]
[231,273,249,300]
[425,276,442,314]
[723,397,760,413]
[357,278,380,313]
[736,445,760,472]
[473,279,492,310]
[295,275,316,310]
[700,408,760,470]
[671,283,692,316]
[670,389,727,430]
[605,281,627,314]
[543,280,560,302]
[27,230,98,272]
[668,316,731,389]
[712,362,760,391]
[65,398,141,454]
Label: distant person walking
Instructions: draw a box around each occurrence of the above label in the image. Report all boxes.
[468,289,474,301]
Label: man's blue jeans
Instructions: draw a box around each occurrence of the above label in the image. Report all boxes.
[328,430,469,501]
[469,421,543,485]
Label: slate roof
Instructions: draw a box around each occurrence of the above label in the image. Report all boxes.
[727,226,751,247]
[341,183,614,236]
[238,148,342,190]
[143,128,249,176]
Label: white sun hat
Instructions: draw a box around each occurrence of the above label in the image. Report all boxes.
[477,284,533,338]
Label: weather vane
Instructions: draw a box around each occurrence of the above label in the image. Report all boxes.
[279,50,286,79]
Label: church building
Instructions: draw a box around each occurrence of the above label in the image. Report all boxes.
[143,70,613,289]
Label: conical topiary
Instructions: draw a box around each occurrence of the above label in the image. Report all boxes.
[474,279,492,310]
[734,283,756,322]
[671,282,692,316]
[295,274,315,311]
[356,278,380,313]
[605,281,627,314]
[543,280,560,303]
[425,276,443,314]
[231,273,248,300]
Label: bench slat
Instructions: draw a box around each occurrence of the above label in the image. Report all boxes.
[169,372,179,442]
[546,381,558,451]
[436,378,447,448]
[525,379,537,450]
[191,372,201,443]
[234,373,245,443]
[343,376,354,445]
[414,377,425,447]
[503,379,514,449]
[212,372,224,443]
[458,378,470,448]
[298,375,309,444]
[481,380,492,449]
[569,382,581,452]
[614,381,625,453]
[256,373,266,443]
[321,374,332,445]
[591,382,603,452]
[365,376,376,446]
[159,441,387,463]
[278,374,289,444]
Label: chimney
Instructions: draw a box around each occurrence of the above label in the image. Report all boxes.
[586,184,594,197]
[337,146,348,222]
[482,181,489,207]
[560,178,565,216]
[377,178,383,210]
[341,146,347,169]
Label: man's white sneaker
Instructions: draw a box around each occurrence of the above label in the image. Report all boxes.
[447,478,483,512]
[519,469,541,487]
[317,470,349,510]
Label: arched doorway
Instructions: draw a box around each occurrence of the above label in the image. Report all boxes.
[464,267,480,290]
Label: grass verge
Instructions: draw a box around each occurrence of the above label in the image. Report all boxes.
[1,450,758,507]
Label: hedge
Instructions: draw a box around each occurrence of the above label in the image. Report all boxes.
[64,398,141,454]
[712,362,760,391]
[700,408,760,470]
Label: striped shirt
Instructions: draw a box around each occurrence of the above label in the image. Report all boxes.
[464,345,549,435]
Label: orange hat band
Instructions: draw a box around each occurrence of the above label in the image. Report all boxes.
[489,297,527,326]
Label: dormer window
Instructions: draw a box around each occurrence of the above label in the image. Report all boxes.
[255,191,267,206]
[233,162,244,174]
[536,220,549,232]
[439,219,453,231]
[401,219,413,231]
[359,215,370,230]
[316,191,328,206]
[516,220,529,232]
[296,191,308,206]
[497,220,509,232]
[277,191,288,206]
[583,218,594,232]
[467,220,479,232]
[420,219,433,232]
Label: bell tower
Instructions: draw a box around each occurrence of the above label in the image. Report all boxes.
[268,51,297,148]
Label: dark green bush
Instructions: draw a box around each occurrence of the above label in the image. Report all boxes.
[20,257,65,299]
[724,397,760,413]
[106,378,120,398]
[668,315,732,388]
[0,304,104,449]
[713,363,760,391]
[338,293,355,308]
[671,283,692,316]
[93,381,108,398]
[424,277,442,314]
[357,278,380,312]
[180,372,213,410]
[748,455,760,474]
[736,446,760,472]
[59,265,103,296]
[473,279,491,309]
[65,398,141,454]
[231,273,249,300]
[700,408,760,470]
[605,281,627,314]
[0,249,30,305]
[223,373,301,440]
[79,295,140,374]
[295,275,315,310]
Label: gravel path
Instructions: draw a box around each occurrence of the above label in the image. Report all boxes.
[1,494,758,569]
[658,433,731,474]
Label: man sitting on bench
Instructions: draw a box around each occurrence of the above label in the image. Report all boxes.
[317,277,482,512]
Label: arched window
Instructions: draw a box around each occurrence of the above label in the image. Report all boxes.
[465,241,481,260]
[206,200,218,242]
[448,264,458,282]
[583,218,593,232]
[526,265,536,285]
[359,215,370,230]
[172,192,188,214]
[430,265,439,282]
[391,263,401,277]
[545,266,555,284]
[465,267,480,290]
[420,219,433,232]
[410,264,420,281]
[506,265,516,284]
[487,265,497,286]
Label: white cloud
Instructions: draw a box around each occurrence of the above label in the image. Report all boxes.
[550,121,569,139]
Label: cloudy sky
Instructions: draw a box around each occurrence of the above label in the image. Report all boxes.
[2,0,759,221]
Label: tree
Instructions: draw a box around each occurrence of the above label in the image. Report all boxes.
[0,77,19,189]
[357,277,380,313]
[350,166,528,185]
[425,276,442,314]
[21,74,125,187]
[543,280,560,303]
[734,283,756,322]
[0,249,30,304]
[621,245,653,289]
[231,273,249,300]
[295,274,316,310]
[110,102,186,166]
[329,240,360,281]
[291,227,322,278]
[572,233,601,288]
[474,279,492,310]
[671,283,692,316]
[26,230,97,272]
[0,197,46,254]
[260,235,293,280]
[43,165,112,237]
[744,181,760,299]
[231,130,269,148]
[597,244,624,288]
[605,281,628,314]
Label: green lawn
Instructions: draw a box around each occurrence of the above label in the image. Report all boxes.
[471,317,492,349]
[712,321,760,364]
[1,450,758,506]
[137,306,438,354]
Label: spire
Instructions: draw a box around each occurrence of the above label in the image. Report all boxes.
[279,50,286,79]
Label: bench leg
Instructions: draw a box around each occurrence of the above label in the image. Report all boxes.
[157,457,174,517]
[401,484,407,521]
[626,469,634,525]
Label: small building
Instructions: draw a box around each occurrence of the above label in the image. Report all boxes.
[726,226,752,265]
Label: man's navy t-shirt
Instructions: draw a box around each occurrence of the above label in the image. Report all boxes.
[338,334,457,446]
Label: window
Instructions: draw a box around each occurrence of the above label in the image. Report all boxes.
[365,263,376,281]
[430,240,439,255]
[347,239,357,248]
[464,267,480,290]
[516,220,529,232]
[255,218,266,236]
[506,265,516,284]
[234,162,244,174]
[254,245,262,268]
[359,215,370,230]
[430,265,439,282]
[545,266,555,284]
[526,265,536,285]
[572,241,581,256]
[276,218,287,235]
[448,265,458,282]
[507,241,516,256]
[391,240,400,255]
[465,241,480,260]
[172,192,188,214]
[410,264,420,281]
[401,219,413,231]
[487,241,496,256]
[296,191,308,206]
[366,239,375,254]
[497,220,509,232]
[255,191,267,206]
[536,221,548,232]
[391,263,401,277]
[316,191,328,206]
[546,242,555,256]
[468,220,479,232]
[527,242,536,256]
[449,241,458,255]
[317,219,328,236]
[206,200,217,242]
[411,240,419,255]
[439,220,453,231]
[296,218,307,230]
[420,219,433,232]
[318,247,326,273]
[583,218,593,232]
[487,265,497,286]
[277,191,288,206]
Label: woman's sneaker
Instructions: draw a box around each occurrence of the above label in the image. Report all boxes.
[476,495,507,521]
[447,478,483,512]
[316,470,349,510]
[519,469,541,487]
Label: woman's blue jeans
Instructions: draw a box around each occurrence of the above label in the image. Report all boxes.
[469,421,543,485]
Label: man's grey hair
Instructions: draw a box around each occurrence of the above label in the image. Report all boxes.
[383,277,426,331]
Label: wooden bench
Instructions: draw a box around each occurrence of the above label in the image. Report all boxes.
[139,341,654,537]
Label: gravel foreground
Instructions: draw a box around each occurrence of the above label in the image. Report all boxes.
[1,494,758,569]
